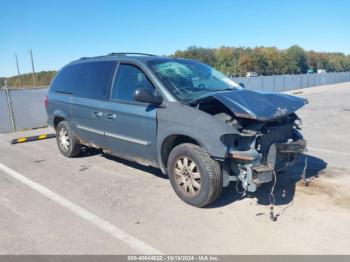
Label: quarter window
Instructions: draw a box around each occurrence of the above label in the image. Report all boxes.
[50,61,116,100]
[50,65,79,94]
[111,64,155,102]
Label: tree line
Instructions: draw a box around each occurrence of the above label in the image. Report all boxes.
[0,71,57,88]
[173,45,350,77]
[1,45,350,88]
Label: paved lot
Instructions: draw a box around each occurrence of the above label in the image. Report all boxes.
[1,82,350,254]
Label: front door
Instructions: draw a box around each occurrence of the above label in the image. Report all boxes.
[104,63,158,164]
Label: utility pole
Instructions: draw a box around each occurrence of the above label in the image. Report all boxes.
[29,49,37,88]
[15,54,22,88]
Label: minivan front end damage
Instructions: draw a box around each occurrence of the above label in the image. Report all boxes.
[189,89,308,192]
[228,130,306,192]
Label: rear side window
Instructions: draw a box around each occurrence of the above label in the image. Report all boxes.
[50,65,79,94]
[50,61,116,100]
[111,64,154,102]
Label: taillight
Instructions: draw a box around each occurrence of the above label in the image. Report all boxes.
[44,95,48,109]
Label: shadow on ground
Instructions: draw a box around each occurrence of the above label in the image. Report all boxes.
[102,152,167,180]
[77,147,166,179]
[79,148,327,209]
[210,154,327,208]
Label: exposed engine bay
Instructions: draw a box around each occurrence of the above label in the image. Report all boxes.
[189,91,307,192]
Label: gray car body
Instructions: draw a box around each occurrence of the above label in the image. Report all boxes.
[47,54,306,178]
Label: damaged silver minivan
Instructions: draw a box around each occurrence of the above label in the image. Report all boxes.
[47,53,307,207]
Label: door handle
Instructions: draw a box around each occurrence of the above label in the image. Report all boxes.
[92,111,103,118]
[106,113,117,120]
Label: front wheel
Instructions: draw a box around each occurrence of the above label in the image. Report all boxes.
[167,143,222,207]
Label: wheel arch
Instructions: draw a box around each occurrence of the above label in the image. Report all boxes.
[158,133,208,174]
[53,110,68,130]
[156,102,235,174]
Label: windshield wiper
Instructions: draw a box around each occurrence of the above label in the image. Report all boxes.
[209,88,235,92]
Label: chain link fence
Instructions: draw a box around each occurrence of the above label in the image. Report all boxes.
[1,71,350,134]
[0,87,48,133]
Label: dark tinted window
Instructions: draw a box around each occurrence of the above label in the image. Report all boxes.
[50,65,79,94]
[75,61,116,100]
[50,61,116,100]
[111,64,154,102]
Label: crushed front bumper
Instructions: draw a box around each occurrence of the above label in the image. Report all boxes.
[273,139,306,170]
[229,139,306,192]
[276,139,306,154]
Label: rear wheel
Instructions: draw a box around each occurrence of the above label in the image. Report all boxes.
[167,143,222,207]
[56,121,81,157]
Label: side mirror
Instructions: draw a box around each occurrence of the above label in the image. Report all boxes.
[239,83,245,89]
[134,88,163,105]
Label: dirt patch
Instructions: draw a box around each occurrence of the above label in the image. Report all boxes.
[334,197,350,209]
[318,166,350,178]
[296,178,350,210]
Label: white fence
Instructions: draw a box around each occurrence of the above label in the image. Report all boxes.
[232,72,350,92]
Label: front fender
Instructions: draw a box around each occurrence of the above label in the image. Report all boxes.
[156,102,237,172]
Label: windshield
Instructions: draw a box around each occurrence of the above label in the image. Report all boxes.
[148,59,240,102]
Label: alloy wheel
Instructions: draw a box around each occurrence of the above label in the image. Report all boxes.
[174,156,201,196]
[59,128,70,151]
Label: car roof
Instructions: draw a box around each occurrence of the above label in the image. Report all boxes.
[68,53,191,65]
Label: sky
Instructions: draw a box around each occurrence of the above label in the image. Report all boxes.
[1,0,349,77]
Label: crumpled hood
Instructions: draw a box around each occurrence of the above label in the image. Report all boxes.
[208,89,308,121]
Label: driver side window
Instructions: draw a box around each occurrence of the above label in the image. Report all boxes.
[111,64,154,102]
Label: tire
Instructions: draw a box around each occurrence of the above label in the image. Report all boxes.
[56,121,81,158]
[167,143,222,207]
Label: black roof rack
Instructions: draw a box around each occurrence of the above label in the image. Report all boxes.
[79,55,105,60]
[107,52,156,57]
[78,52,157,61]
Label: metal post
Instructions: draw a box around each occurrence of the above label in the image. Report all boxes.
[299,74,303,89]
[4,80,16,132]
[29,49,37,88]
[15,54,22,88]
